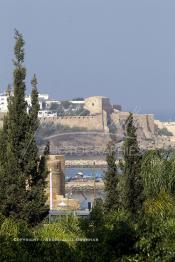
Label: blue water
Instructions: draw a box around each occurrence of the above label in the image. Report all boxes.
[65,167,106,179]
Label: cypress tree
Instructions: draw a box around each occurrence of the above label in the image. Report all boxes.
[30,74,40,130]
[0,31,48,225]
[122,113,144,216]
[0,30,29,219]
[23,74,49,226]
[104,140,119,212]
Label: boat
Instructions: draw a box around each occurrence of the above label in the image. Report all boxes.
[77,171,84,177]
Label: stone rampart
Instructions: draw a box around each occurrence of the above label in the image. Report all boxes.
[111,112,155,139]
[40,113,106,131]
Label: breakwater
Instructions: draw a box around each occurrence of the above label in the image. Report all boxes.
[65,159,107,168]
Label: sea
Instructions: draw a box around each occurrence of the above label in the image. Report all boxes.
[64,167,106,209]
[65,167,106,179]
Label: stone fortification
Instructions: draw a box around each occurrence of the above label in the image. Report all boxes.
[83,96,155,139]
[41,113,107,131]
[0,96,155,139]
[0,96,159,142]
[84,96,112,115]
[111,111,155,139]
[40,96,112,133]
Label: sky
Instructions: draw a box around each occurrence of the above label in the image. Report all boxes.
[0,0,175,120]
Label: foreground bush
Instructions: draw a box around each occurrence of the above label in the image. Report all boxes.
[0,217,78,262]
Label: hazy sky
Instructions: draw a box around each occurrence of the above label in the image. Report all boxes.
[0,0,175,119]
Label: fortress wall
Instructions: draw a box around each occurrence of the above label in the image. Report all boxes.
[101,98,113,114]
[111,112,120,124]
[111,112,155,139]
[146,114,155,133]
[40,114,105,131]
[134,114,155,135]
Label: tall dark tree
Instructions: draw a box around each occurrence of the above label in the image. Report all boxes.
[0,31,48,225]
[0,30,29,219]
[122,113,144,216]
[30,74,40,130]
[24,74,49,226]
[104,140,119,212]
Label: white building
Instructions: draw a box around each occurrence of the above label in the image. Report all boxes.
[0,93,8,112]
[38,94,49,100]
[45,99,61,109]
[69,100,85,105]
[26,94,46,110]
[0,93,49,113]
[0,92,87,118]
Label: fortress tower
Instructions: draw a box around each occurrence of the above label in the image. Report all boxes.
[84,96,112,115]
[46,155,65,209]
